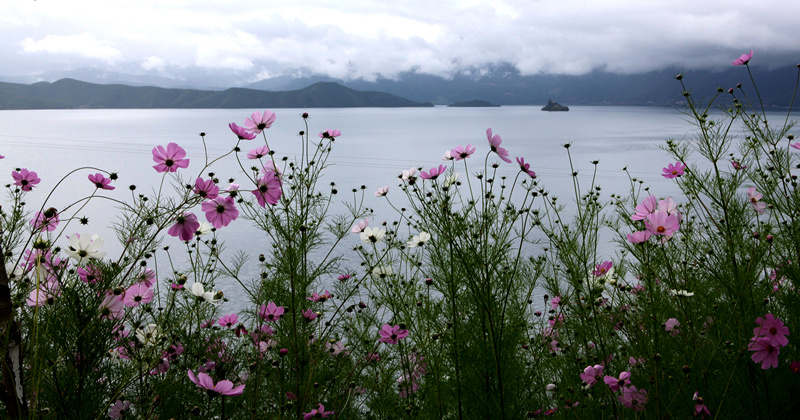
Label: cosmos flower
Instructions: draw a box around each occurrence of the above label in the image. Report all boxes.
[243,110,276,134]
[747,187,767,214]
[487,128,512,163]
[247,145,270,159]
[191,282,221,304]
[259,302,284,322]
[631,196,658,221]
[733,50,753,66]
[187,370,245,396]
[108,400,131,419]
[194,177,220,200]
[218,313,239,328]
[580,365,604,388]
[124,283,154,307]
[420,164,447,180]
[379,324,409,345]
[451,144,476,161]
[168,212,200,241]
[201,196,239,229]
[135,324,161,347]
[753,314,789,347]
[303,404,333,419]
[644,211,680,236]
[662,162,685,179]
[12,168,41,192]
[319,129,341,139]
[88,173,115,190]
[375,186,389,197]
[65,233,106,265]
[360,227,386,244]
[152,143,190,173]
[407,232,431,248]
[351,218,369,233]
[252,173,282,207]
[516,157,536,178]
[749,336,780,369]
[229,122,257,140]
[30,209,59,232]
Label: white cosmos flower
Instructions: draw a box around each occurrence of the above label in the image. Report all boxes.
[444,173,459,187]
[407,232,431,248]
[401,167,417,181]
[442,150,454,161]
[64,234,106,265]
[360,227,386,244]
[586,266,615,289]
[5,262,25,281]
[191,282,221,304]
[372,265,393,278]
[196,222,213,236]
[670,289,694,297]
[135,323,161,347]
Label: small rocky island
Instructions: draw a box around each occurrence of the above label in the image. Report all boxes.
[541,99,569,111]
[448,99,500,107]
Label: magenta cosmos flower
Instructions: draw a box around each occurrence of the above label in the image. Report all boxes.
[252,173,282,207]
[194,177,220,200]
[247,145,270,159]
[618,385,648,411]
[108,400,131,419]
[201,196,239,229]
[662,162,685,179]
[259,302,284,321]
[379,324,409,345]
[631,196,657,221]
[229,122,257,140]
[12,168,41,192]
[243,110,276,134]
[124,283,154,307]
[168,212,200,241]
[644,211,680,236]
[152,143,190,173]
[218,313,239,328]
[451,144,476,161]
[733,50,753,66]
[31,209,59,232]
[516,157,536,178]
[187,370,245,396]
[319,129,341,139]
[303,403,333,419]
[593,261,613,277]
[749,336,780,369]
[604,371,631,392]
[580,364,604,388]
[420,164,447,180]
[746,187,767,214]
[88,173,115,190]
[753,314,789,347]
[486,128,512,163]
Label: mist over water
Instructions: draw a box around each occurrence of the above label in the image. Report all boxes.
[2,106,794,311]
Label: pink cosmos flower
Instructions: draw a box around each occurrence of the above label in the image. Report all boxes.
[302,309,318,322]
[201,196,239,229]
[30,210,59,232]
[733,50,753,66]
[693,392,711,418]
[108,400,131,419]
[12,168,41,191]
[307,290,332,302]
[627,230,652,244]
[631,196,658,221]
[375,186,389,197]
[791,142,800,150]
[516,157,536,178]
[550,295,561,309]
[247,145,270,159]
[218,313,239,328]
[351,218,369,233]
[604,371,631,392]
[26,278,60,307]
[645,211,680,236]
[326,340,347,356]
[124,283,154,307]
[187,370,245,396]
[152,143,190,173]
[379,324,409,345]
[229,122,257,140]
[88,173,115,190]
[420,164,447,180]
[790,361,800,373]
[749,336,780,369]
[194,177,220,200]
[593,261,613,277]
[746,187,767,214]
[487,128,512,163]
[259,302,284,321]
[99,292,125,320]
[665,318,681,336]
[137,268,157,288]
[252,173,282,207]
[167,212,200,241]
[618,385,648,411]
[451,144,476,161]
[580,364,604,388]
[731,160,747,170]
[753,314,789,347]
[319,129,341,139]
[662,162,685,178]
[243,110,276,134]
[303,403,333,419]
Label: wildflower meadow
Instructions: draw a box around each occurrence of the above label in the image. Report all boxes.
[1,52,800,419]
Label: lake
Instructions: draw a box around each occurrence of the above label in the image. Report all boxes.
[1,106,794,311]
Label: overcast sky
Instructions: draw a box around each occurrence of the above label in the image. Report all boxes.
[4,0,799,83]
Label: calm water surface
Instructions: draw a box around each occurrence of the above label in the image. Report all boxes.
[1,106,793,310]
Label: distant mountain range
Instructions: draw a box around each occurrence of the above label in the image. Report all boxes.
[0,79,433,110]
[0,62,798,109]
